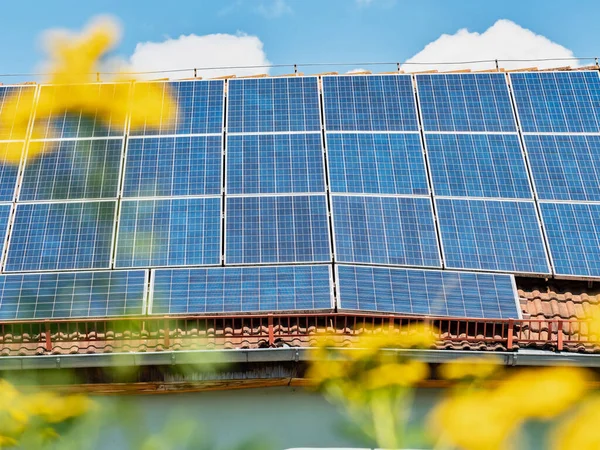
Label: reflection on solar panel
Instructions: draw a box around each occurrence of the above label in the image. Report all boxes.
[426,134,532,199]
[336,265,520,319]
[416,74,516,132]
[0,85,37,140]
[116,197,221,268]
[326,133,429,195]
[129,80,224,136]
[0,143,21,201]
[332,195,441,267]
[511,71,600,133]
[524,135,600,201]
[436,198,550,274]
[226,195,331,264]
[322,75,419,131]
[6,201,116,272]
[34,84,130,139]
[151,265,333,314]
[227,77,321,133]
[226,133,325,194]
[124,136,222,197]
[0,270,147,320]
[540,202,600,278]
[20,139,123,201]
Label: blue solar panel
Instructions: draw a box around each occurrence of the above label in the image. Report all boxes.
[326,133,429,195]
[116,197,221,268]
[129,80,224,135]
[322,75,419,131]
[225,195,331,264]
[5,201,116,272]
[436,198,550,274]
[227,77,321,133]
[0,85,37,140]
[226,133,325,194]
[540,202,600,278]
[0,270,147,320]
[19,139,123,201]
[511,71,600,133]
[0,143,21,201]
[124,136,222,197]
[524,134,600,201]
[332,195,441,267]
[34,84,130,139]
[416,73,516,132]
[426,134,532,199]
[336,265,520,319]
[151,265,333,314]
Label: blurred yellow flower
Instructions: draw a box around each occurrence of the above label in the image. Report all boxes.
[306,358,347,384]
[552,397,600,450]
[24,392,94,423]
[439,356,502,381]
[364,361,429,389]
[0,435,17,448]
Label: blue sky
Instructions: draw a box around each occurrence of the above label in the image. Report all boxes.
[0,0,598,80]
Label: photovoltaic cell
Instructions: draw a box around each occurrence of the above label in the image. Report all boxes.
[426,134,532,199]
[326,133,429,195]
[19,139,123,201]
[436,198,550,274]
[322,75,419,131]
[540,202,600,278]
[151,265,333,314]
[225,195,331,264]
[524,134,600,201]
[227,77,321,133]
[511,71,600,133]
[129,80,224,135]
[0,143,22,201]
[124,136,222,197]
[0,270,147,320]
[226,133,325,195]
[5,201,116,272]
[336,265,519,319]
[116,197,221,268]
[33,84,130,139]
[332,195,441,267]
[416,73,516,132]
[0,85,37,140]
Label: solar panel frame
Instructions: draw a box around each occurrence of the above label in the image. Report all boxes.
[148,265,335,315]
[335,264,522,319]
[0,269,149,321]
[0,84,38,141]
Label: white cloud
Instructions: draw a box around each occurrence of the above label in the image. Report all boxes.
[404,19,577,72]
[347,68,369,74]
[128,32,271,80]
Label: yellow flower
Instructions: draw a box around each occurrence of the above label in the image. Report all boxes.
[0,435,17,448]
[439,356,502,381]
[348,323,437,360]
[306,359,347,384]
[552,397,600,450]
[24,392,93,423]
[364,361,429,390]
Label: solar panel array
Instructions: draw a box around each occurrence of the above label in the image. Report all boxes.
[1,70,599,321]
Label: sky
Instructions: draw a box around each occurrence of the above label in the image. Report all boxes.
[0,0,598,81]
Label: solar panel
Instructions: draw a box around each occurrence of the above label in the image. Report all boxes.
[33,84,130,139]
[5,201,116,272]
[0,85,37,140]
[336,265,520,319]
[524,134,600,201]
[326,133,429,195]
[425,134,532,199]
[331,195,441,267]
[227,77,321,133]
[436,198,550,274]
[539,202,600,278]
[0,270,147,320]
[225,194,331,264]
[226,133,325,195]
[129,80,224,136]
[19,139,123,201]
[151,265,333,314]
[116,197,221,268]
[124,136,222,198]
[322,75,419,131]
[0,143,21,201]
[416,73,516,132]
[511,71,600,133]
